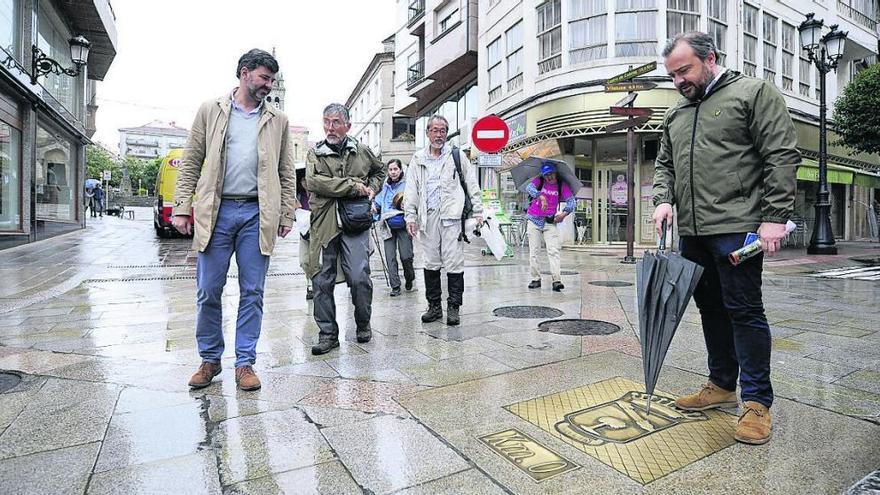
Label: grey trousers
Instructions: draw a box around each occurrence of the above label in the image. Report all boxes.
[384,228,414,289]
[313,230,372,340]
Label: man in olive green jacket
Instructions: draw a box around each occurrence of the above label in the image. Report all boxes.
[306,103,385,355]
[652,32,798,446]
[173,49,297,392]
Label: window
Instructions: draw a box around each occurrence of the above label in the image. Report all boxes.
[838,0,878,31]
[0,0,19,58]
[615,0,657,57]
[36,123,77,222]
[0,121,21,231]
[762,13,777,83]
[569,0,607,63]
[437,4,459,34]
[537,0,562,74]
[37,0,82,119]
[799,55,811,97]
[707,0,727,65]
[781,22,795,91]
[506,22,523,91]
[667,0,699,38]
[487,37,503,102]
[393,117,415,140]
[742,3,758,76]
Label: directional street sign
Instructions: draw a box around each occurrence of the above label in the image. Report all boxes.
[607,62,657,85]
[471,115,510,154]
[605,115,651,133]
[614,93,638,108]
[605,81,658,93]
[609,106,654,118]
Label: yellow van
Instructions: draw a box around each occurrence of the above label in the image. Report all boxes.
[153,149,193,238]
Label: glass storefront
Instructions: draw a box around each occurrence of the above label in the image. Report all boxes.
[35,123,77,223]
[0,120,20,231]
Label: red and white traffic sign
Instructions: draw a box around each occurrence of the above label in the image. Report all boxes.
[471,115,509,154]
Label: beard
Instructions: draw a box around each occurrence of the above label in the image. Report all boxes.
[678,64,715,102]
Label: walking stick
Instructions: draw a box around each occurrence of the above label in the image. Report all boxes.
[371,223,390,287]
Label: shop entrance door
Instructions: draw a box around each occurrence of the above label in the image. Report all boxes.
[596,166,629,243]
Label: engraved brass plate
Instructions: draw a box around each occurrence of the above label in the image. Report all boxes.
[504,377,736,484]
[479,428,580,482]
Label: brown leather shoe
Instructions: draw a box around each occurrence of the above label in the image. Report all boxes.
[675,382,738,411]
[735,401,772,445]
[188,362,221,389]
[235,365,261,391]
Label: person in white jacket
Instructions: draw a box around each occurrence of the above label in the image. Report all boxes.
[404,115,483,326]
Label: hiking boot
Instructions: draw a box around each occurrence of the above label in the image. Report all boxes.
[235,365,261,391]
[447,305,460,326]
[421,303,443,323]
[403,260,415,291]
[552,281,564,292]
[311,340,340,355]
[528,280,542,289]
[188,362,221,389]
[306,287,314,300]
[390,287,401,297]
[675,382,738,411]
[356,327,372,343]
[735,401,772,445]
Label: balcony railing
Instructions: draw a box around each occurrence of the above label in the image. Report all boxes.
[407,59,425,88]
[408,0,425,26]
[838,0,878,31]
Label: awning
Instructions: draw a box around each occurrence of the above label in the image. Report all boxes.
[797,159,854,184]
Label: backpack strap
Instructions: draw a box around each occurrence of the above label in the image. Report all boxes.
[452,147,471,243]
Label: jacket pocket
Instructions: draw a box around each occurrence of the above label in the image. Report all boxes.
[715,170,745,204]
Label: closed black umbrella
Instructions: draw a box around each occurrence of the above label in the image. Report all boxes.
[636,221,703,415]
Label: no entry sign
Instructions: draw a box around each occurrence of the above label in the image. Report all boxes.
[471,115,510,153]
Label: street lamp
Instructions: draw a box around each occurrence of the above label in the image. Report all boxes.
[30,35,90,85]
[799,13,847,255]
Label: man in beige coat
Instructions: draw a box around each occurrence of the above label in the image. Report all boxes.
[172,49,297,391]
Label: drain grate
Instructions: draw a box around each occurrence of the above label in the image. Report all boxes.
[589,253,617,257]
[86,271,305,283]
[588,281,633,287]
[538,319,620,335]
[0,372,21,393]
[540,270,579,276]
[494,306,564,319]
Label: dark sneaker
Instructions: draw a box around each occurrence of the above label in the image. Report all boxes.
[306,288,314,300]
[234,365,261,391]
[311,340,340,355]
[390,287,401,297]
[528,280,542,289]
[421,303,443,323]
[405,279,413,291]
[447,305,460,326]
[356,328,372,343]
[552,281,564,292]
[188,362,221,389]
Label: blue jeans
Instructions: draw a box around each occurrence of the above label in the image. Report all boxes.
[680,234,773,408]
[196,200,270,368]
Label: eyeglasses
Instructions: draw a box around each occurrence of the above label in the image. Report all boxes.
[323,119,347,129]
[427,128,448,135]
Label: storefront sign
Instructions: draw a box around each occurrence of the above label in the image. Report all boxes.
[505,113,527,143]
[796,165,853,184]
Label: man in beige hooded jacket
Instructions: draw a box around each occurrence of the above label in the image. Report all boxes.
[172,49,297,391]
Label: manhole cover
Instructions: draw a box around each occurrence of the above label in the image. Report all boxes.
[538,319,620,335]
[540,270,579,276]
[588,281,633,287]
[494,306,564,319]
[0,372,21,393]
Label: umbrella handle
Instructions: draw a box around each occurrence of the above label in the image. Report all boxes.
[659,219,668,251]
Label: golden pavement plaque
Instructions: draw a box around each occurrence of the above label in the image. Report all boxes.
[479,429,580,482]
[504,377,736,484]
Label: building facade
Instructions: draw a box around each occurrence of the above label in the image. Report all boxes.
[289,125,309,168]
[118,120,188,160]
[479,0,879,245]
[0,0,117,250]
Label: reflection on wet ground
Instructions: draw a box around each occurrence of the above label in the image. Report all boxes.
[0,208,878,494]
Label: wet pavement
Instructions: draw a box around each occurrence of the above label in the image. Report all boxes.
[0,207,878,494]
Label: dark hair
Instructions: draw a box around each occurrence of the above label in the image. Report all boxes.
[236,49,279,78]
[387,158,402,168]
[662,31,717,61]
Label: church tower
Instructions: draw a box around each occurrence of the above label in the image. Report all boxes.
[266,47,286,111]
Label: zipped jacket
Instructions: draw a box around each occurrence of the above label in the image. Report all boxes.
[653,71,799,235]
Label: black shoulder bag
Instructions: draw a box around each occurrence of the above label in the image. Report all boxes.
[337,147,374,235]
[451,147,474,243]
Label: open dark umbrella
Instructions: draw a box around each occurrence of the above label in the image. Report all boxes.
[636,221,703,415]
[509,157,582,195]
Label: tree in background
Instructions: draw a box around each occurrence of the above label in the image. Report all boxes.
[126,156,161,195]
[85,145,121,187]
[833,63,880,156]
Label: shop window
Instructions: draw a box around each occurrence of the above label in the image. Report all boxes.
[36,124,77,222]
[0,121,21,231]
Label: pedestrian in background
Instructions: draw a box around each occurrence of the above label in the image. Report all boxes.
[404,115,483,326]
[525,162,575,291]
[306,103,385,355]
[653,31,798,445]
[92,184,104,218]
[173,49,297,391]
[373,159,415,296]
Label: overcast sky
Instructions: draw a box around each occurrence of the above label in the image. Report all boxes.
[93,0,398,151]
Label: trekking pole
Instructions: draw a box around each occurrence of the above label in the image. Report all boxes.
[371,224,390,287]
